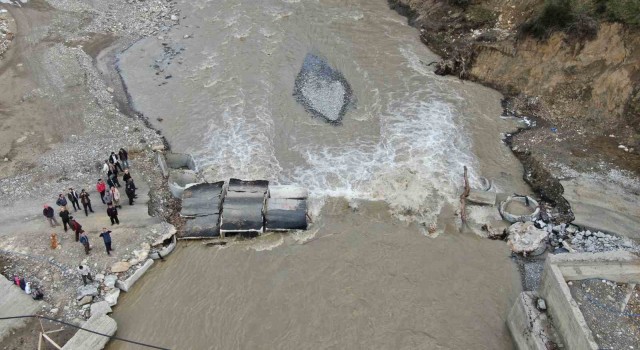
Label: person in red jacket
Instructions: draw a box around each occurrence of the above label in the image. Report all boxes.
[96,179,107,204]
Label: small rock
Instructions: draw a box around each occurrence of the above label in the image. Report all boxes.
[170,15,178,21]
[106,87,115,93]
[151,144,165,152]
[50,308,59,314]
[78,295,93,305]
[536,298,547,310]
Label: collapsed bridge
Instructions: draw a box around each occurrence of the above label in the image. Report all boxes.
[181,179,309,238]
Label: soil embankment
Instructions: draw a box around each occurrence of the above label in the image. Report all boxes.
[389,0,640,229]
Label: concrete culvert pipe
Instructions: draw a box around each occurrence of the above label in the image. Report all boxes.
[499,195,540,223]
[168,170,199,199]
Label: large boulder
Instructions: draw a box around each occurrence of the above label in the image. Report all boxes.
[90,301,112,317]
[104,288,120,307]
[110,261,131,273]
[76,284,99,300]
[507,222,548,256]
[293,53,354,124]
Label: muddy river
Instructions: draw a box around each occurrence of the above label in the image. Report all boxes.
[110,0,530,348]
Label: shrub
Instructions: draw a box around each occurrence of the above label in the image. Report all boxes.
[449,0,471,7]
[603,0,640,26]
[521,0,576,39]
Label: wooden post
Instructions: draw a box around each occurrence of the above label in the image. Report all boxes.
[460,166,470,225]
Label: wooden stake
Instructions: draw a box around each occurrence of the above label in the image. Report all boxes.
[460,166,470,224]
[41,333,62,349]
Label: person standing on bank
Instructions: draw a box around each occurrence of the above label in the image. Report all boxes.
[70,218,83,242]
[56,194,68,210]
[43,205,58,227]
[59,207,71,232]
[107,204,119,225]
[79,231,91,255]
[103,188,113,206]
[79,189,94,216]
[78,264,94,285]
[110,186,122,209]
[110,152,123,172]
[122,169,132,184]
[125,178,136,205]
[99,228,113,255]
[108,169,121,188]
[96,179,107,204]
[67,188,80,212]
[118,148,129,168]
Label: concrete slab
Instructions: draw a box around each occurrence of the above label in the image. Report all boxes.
[116,259,154,292]
[562,178,640,240]
[467,189,497,206]
[61,314,116,350]
[157,152,169,178]
[537,251,640,350]
[0,276,41,342]
[507,292,562,350]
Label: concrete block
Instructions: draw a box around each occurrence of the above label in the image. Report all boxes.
[467,189,496,206]
[540,262,598,350]
[90,301,112,317]
[61,314,116,350]
[157,153,169,178]
[116,259,154,292]
[507,292,561,350]
[547,251,640,283]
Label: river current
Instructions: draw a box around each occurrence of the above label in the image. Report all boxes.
[111,0,531,348]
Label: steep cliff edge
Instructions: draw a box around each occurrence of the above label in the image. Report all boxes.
[389,0,640,224]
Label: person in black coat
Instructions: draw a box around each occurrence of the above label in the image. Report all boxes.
[43,205,59,227]
[125,178,136,205]
[119,148,129,168]
[67,188,80,211]
[109,152,123,172]
[59,207,71,232]
[122,169,132,183]
[107,204,119,225]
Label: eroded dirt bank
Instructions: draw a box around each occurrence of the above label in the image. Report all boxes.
[389,0,640,227]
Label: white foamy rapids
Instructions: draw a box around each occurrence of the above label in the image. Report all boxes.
[286,53,479,225]
[196,82,282,181]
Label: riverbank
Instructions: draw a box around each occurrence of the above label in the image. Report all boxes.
[388,0,640,236]
[0,0,182,347]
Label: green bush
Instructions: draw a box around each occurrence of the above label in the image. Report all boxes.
[449,0,471,7]
[521,0,576,39]
[603,0,640,26]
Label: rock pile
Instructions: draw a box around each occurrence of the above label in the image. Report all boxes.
[504,219,639,256]
[537,221,638,253]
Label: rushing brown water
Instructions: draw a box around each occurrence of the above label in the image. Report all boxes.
[111,0,531,348]
[110,200,521,350]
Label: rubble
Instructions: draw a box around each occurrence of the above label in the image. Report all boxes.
[507,221,548,256]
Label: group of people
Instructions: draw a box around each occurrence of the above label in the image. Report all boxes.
[41,148,135,258]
